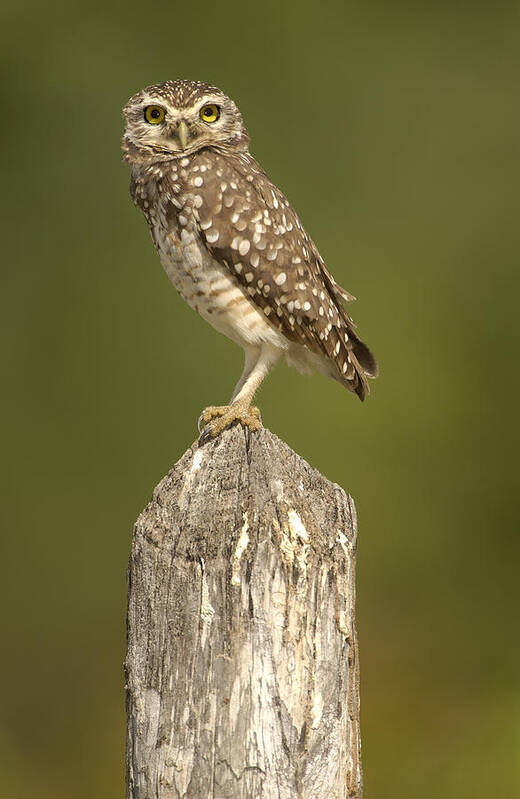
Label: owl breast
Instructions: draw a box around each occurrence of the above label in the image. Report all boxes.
[150,211,287,352]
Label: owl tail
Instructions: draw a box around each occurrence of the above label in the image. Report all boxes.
[329,325,378,401]
[342,332,378,401]
[351,334,378,379]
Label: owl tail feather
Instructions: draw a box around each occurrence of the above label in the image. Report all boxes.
[351,334,378,379]
[345,334,378,402]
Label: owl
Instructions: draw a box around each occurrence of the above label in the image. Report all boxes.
[122,80,377,437]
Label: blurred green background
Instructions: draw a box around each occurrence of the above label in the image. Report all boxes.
[2,0,519,796]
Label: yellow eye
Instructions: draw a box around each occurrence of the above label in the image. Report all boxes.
[144,105,165,124]
[200,104,220,123]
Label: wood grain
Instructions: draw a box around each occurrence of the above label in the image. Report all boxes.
[126,426,362,798]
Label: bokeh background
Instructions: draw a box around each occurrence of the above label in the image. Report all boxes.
[2,0,519,796]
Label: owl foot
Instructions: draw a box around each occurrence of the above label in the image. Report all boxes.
[198,403,262,439]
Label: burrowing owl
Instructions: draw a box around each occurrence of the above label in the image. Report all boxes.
[122,80,377,436]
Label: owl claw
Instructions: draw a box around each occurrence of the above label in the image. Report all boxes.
[197,405,227,433]
[198,403,262,439]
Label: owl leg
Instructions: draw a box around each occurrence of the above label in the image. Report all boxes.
[230,347,260,403]
[197,348,259,433]
[199,345,280,438]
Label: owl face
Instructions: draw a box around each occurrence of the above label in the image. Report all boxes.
[122,80,249,163]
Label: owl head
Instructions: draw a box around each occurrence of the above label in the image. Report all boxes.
[122,80,249,163]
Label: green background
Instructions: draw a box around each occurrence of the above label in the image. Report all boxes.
[2,1,519,796]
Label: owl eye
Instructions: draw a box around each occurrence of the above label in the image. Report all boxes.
[200,104,220,123]
[144,105,166,124]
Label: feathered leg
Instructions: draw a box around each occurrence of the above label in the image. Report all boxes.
[199,344,281,437]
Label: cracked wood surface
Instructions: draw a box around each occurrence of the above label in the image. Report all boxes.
[126,426,362,798]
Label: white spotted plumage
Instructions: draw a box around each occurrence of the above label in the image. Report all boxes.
[123,79,377,418]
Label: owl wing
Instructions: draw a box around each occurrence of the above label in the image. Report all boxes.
[189,151,376,398]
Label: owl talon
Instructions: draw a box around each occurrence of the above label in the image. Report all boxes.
[198,404,262,439]
[197,405,228,433]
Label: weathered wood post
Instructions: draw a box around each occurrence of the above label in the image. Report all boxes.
[126,426,362,798]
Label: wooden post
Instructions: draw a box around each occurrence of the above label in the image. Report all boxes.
[126,426,362,798]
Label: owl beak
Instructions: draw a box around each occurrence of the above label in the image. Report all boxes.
[177,120,189,151]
